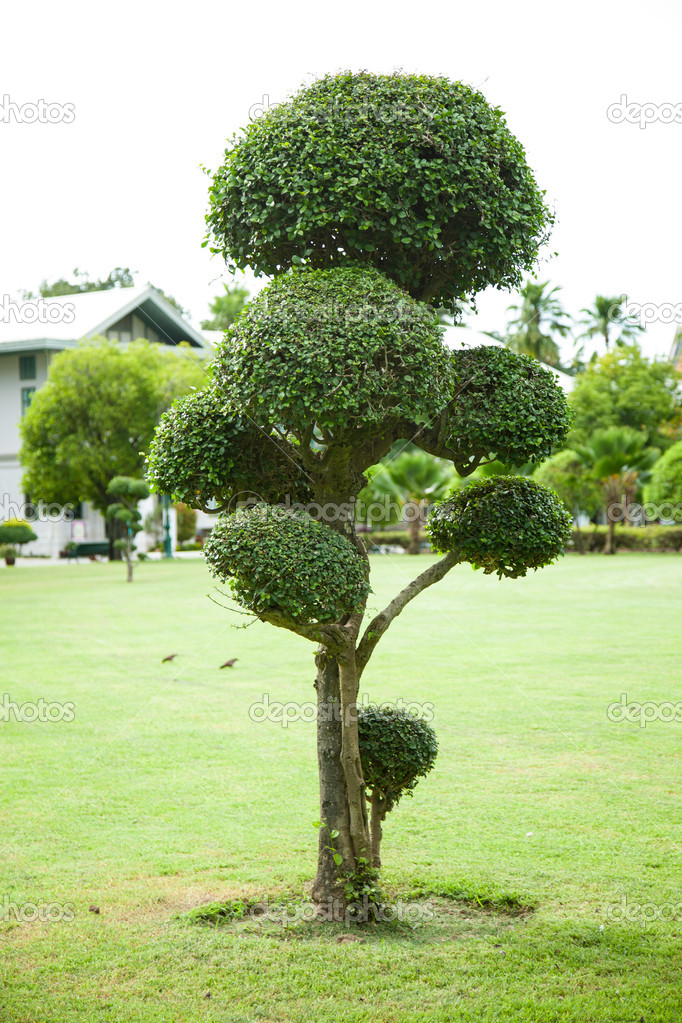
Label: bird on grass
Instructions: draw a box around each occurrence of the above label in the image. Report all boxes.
[161,654,179,663]
[219,658,238,669]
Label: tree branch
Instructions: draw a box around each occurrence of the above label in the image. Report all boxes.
[258,609,348,651]
[356,551,460,678]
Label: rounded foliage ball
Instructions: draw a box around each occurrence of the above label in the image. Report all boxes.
[357,705,438,814]
[427,475,572,578]
[448,347,572,466]
[0,519,38,546]
[206,71,554,310]
[203,504,369,623]
[147,386,312,510]
[215,266,451,435]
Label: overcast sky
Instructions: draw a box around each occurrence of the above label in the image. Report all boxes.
[2,0,680,361]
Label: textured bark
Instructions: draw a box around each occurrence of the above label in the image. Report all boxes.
[369,791,386,869]
[337,650,370,864]
[310,648,353,915]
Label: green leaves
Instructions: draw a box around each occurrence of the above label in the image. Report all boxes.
[214,266,451,438]
[146,386,312,511]
[444,346,572,467]
[357,705,438,815]
[203,504,369,624]
[427,475,573,578]
[205,71,554,311]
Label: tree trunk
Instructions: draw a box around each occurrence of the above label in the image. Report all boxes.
[311,649,353,917]
[310,644,371,918]
[369,791,386,869]
[605,508,616,555]
[407,508,421,555]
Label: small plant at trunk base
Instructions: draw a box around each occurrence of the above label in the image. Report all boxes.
[106,477,150,582]
[313,821,384,922]
[358,705,438,868]
[150,70,571,921]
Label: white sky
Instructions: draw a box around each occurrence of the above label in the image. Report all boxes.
[1,0,679,361]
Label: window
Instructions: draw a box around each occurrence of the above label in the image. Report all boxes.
[19,355,36,380]
[21,387,35,416]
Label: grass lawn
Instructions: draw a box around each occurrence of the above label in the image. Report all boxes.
[1,552,681,1021]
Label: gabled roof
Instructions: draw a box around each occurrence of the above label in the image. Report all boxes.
[0,285,206,352]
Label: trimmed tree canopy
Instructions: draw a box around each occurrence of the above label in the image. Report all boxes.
[411,345,572,476]
[358,706,438,814]
[206,71,554,310]
[427,475,572,578]
[214,266,451,436]
[146,385,312,512]
[0,519,38,546]
[203,504,370,623]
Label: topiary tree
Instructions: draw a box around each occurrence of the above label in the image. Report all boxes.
[106,477,150,582]
[357,706,438,868]
[150,72,572,919]
[647,439,682,522]
[205,71,554,315]
[0,519,38,563]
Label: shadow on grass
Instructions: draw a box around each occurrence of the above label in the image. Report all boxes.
[177,877,538,945]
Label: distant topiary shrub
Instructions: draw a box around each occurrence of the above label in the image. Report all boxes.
[0,519,38,547]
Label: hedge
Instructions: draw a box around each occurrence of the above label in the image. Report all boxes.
[365,526,682,553]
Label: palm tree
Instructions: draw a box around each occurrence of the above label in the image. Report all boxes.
[501,281,573,368]
[572,427,660,554]
[578,295,644,354]
[358,451,456,554]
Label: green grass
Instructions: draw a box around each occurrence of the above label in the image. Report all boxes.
[1,553,681,1021]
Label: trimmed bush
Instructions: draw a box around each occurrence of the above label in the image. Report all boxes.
[427,475,572,578]
[206,71,553,311]
[215,266,451,436]
[0,519,38,547]
[357,705,438,814]
[203,504,369,623]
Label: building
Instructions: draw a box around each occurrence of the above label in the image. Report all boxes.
[0,286,208,557]
[670,328,682,374]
